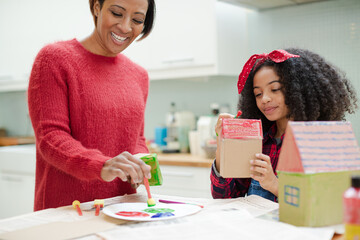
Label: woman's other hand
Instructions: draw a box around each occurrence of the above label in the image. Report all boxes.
[215,113,234,172]
[101,151,151,184]
[250,153,278,197]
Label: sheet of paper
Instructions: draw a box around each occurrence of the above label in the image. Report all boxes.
[98,208,324,240]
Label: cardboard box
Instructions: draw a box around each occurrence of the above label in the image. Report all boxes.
[219,119,262,178]
[277,121,360,227]
[135,153,163,186]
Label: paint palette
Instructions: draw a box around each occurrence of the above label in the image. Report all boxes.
[102,202,202,221]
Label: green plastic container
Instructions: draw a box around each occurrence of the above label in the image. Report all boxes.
[136,153,163,186]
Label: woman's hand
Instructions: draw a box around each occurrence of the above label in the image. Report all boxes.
[101,151,151,184]
[215,113,234,172]
[250,153,278,197]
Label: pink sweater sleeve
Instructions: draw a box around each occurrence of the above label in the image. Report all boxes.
[28,47,109,181]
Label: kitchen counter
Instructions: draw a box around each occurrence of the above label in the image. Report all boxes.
[156,153,213,168]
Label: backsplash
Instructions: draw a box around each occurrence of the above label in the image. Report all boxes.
[0,91,33,136]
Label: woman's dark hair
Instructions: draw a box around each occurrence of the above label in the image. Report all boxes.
[238,48,358,133]
[89,0,155,40]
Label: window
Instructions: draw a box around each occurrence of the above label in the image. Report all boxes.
[284,185,300,207]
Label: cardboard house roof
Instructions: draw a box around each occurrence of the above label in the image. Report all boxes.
[221,119,263,139]
[277,121,360,173]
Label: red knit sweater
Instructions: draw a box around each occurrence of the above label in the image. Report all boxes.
[28,39,149,211]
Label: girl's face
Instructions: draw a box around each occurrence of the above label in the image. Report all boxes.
[93,0,148,57]
[253,66,289,124]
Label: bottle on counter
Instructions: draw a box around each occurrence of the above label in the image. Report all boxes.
[343,175,360,240]
[164,102,180,153]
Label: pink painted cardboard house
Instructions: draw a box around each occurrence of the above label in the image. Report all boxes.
[219,119,262,178]
[277,121,360,227]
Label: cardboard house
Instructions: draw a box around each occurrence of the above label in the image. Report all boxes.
[220,118,262,178]
[277,121,360,227]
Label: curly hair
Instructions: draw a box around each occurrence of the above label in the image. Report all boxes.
[238,48,358,133]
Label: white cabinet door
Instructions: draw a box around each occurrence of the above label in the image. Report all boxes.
[124,0,247,80]
[0,172,35,219]
[146,0,216,70]
[124,0,216,72]
[0,145,36,219]
[144,165,212,198]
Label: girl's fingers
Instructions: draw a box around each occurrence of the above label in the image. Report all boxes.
[250,159,268,168]
[255,153,271,164]
[251,165,268,175]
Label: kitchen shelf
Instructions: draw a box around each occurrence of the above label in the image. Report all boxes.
[0,80,28,92]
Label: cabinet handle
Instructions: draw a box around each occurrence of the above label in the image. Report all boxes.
[1,175,23,182]
[162,171,194,177]
[162,57,194,65]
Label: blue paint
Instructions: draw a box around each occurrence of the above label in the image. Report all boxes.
[151,212,175,218]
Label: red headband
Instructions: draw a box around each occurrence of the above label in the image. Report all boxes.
[237,49,300,94]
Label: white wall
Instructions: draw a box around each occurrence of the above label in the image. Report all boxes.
[0,0,93,79]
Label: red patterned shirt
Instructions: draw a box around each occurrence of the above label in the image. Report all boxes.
[210,124,283,200]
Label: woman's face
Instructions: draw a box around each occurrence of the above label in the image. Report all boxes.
[93,0,148,57]
[253,66,289,124]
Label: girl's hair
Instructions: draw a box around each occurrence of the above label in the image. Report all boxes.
[89,0,155,40]
[238,48,358,133]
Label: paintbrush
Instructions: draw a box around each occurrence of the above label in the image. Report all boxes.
[159,199,204,208]
[143,177,156,207]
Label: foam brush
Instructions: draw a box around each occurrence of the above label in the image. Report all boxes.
[144,177,156,207]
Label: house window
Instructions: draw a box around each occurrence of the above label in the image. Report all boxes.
[284,185,300,207]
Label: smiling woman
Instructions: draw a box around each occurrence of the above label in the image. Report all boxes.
[84,0,155,56]
[27,0,157,211]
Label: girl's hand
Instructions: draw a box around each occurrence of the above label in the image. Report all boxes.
[101,151,151,184]
[215,113,234,172]
[250,153,278,197]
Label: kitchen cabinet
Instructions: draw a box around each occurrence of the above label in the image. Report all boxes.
[147,165,212,198]
[124,0,248,80]
[0,145,36,219]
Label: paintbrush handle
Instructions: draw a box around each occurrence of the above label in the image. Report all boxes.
[159,199,184,204]
[143,177,152,198]
[159,199,204,208]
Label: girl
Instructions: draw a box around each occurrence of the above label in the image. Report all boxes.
[211,48,358,201]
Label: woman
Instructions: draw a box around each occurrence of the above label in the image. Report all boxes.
[28,0,156,211]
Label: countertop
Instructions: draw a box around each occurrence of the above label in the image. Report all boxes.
[156,153,213,168]
[0,145,213,168]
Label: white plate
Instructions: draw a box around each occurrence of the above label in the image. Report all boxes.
[102,202,202,221]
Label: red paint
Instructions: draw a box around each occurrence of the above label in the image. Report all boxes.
[116,211,150,217]
[222,119,263,139]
